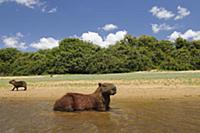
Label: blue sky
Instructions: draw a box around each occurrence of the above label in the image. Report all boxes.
[0,0,199,51]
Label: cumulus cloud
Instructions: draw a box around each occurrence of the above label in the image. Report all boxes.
[101,24,118,31]
[81,32,104,46]
[150,6,175,20]
[150,6,190,20]
[174,6,190,20]
[151,23,176,33]
[168,29,200,41]
[105,31,127,44]
[30,37,59,50]
[1,32,27,50]
[81,30,127,47]
[0,0,41,8]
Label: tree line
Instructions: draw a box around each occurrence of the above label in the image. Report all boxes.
[0,35,200,76]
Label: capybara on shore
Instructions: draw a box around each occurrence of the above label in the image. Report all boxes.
[9,80,27,91]
[53,83,117,112]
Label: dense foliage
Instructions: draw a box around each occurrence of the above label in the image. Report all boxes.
[0,35,200,76]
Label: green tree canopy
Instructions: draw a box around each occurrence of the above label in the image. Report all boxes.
[0,35,199,76]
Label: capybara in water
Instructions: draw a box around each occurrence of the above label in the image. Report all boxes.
[9,80,27,91]
[53,83,117,112]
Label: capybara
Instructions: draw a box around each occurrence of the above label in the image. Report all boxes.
[9,79,27,91]
[53,83,117,112]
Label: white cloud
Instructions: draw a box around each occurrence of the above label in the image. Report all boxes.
[41,6,47,12]
[69,34,79,39]
[47,7,57,13]
[16,32,24,37]
[0,0,57,13]
[168,29,200,41]
[81,32,104,46]
[81,30,127,47]
[30,37,59,50]
[168,31,181,41]
[0,0,41,8]
[1,33,59,50]
[42,6,57,13]
[1,32,27,50]
[105,31,127,44]
[151,23,176,33]
[174,6,190,20]
[150,6,190,20]
[150,6,175,20]
[101,24,118,31]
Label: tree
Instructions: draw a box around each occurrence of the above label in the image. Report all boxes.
[172,48,193,70]
[51,38,100,74]
[175,37,190,49]
[137,35,158,47]
[0,36,199,75]
[0,48,21,75]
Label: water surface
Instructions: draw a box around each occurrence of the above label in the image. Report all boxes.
[1,98,200,133]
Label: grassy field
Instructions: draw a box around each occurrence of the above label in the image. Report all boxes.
[0,71,200,89]
[1,71,200,83]
[0,71,200,100]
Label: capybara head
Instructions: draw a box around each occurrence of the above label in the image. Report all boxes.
[98,83,117,95]
[9,79,16,85]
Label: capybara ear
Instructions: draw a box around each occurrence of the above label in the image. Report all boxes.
[98,83,102,87]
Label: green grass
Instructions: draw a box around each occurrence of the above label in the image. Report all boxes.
[1,71,200,83]
[51,71,200,80]
[1,71,200,89]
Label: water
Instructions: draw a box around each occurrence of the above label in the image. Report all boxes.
[1,98,200,133]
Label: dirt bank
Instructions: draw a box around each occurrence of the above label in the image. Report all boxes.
[1,79,200,101]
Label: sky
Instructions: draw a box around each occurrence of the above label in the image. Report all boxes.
[0,0,200,51]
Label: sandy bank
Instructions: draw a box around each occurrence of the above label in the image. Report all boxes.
[1,79,200,101]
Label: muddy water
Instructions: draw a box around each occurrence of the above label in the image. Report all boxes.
[1,98,200,133]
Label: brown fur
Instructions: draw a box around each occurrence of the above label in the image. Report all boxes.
[53,83,117,112]
[9,80,27,91]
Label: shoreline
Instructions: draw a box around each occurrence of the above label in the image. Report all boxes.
[1,84,200,101]
[1,71,200,102]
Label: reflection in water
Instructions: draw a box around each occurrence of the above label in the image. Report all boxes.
[1,98,200,133]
